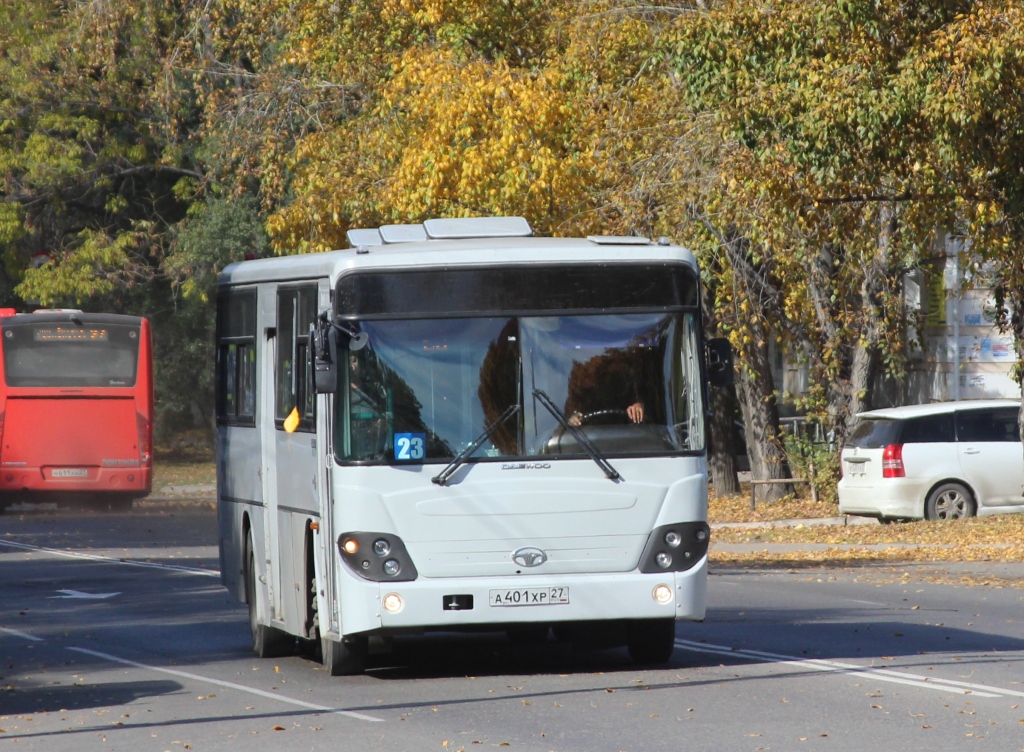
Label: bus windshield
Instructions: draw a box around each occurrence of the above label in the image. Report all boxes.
[2,322,141,387]
[337,312,704,463]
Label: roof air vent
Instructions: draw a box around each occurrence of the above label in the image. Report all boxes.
[379,224,427,244]
[346,228,383,247]
[586,236,652,245]
[423,216,532,240]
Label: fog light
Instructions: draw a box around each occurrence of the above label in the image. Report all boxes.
[653,584,673,603]
[664,531,682,548]
[373,538,391,556]
[383,559,401,576]
[655,552,672,569]
[342,538,359,554]
[383,592,403,613]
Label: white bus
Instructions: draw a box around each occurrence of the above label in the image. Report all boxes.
[216,217,732,674]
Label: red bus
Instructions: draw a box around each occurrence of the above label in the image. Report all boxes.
[0,310,153,512]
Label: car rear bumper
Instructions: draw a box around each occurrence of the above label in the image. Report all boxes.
[0,466,151,496]
[838,479,926,519]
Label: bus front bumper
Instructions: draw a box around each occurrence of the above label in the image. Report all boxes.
[342,558,707,635]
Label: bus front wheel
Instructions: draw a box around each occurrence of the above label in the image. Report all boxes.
[244,535,293,658]
[627,618,676,665]
[321,635,367,676]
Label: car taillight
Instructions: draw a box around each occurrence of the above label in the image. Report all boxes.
[882,443,904,478]
[136,412,151,464]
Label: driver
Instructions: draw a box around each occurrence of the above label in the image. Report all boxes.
[563,350,645,426]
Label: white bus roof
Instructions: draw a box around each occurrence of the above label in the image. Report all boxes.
[218,235,698,288]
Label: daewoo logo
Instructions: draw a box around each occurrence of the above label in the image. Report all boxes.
[501,462,551,470]
[512,547,547,568]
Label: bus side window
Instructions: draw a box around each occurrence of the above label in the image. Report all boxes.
[217,290,257,425]
[275,285,319,431]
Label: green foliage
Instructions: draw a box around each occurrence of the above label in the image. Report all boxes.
[3,0,1024,445]
[782,429,840,506]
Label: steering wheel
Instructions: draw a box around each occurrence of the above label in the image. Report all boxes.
[575,408,632,425]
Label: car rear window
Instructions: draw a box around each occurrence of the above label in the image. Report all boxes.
[846,418,902,448]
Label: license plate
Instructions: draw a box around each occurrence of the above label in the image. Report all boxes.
[845,462,866,476]
[52,468,88,478]
[489,587,569,607]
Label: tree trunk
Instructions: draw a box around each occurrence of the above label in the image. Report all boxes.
[707,383,740,496]
[842,204,896,439]
[702,280,740,496]
[736,325,792,501]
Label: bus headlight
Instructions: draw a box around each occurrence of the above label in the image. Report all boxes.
[382,593,403,613]
[638,522,710,574]
[338,532,418,582]
[653,584,673,604]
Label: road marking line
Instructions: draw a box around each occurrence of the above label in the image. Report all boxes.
[50,589,121,599]
[847,599,887,606]
[0,539,219,578]
[0,626,44,642]
[674,638,1006,698]
[67,647,383,722]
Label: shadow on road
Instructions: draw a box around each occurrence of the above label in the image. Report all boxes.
[0,679,181,715]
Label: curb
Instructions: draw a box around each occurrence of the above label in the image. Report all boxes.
[711,516,879,531]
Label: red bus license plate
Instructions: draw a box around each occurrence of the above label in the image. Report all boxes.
[51,468,88,478]
[489,587,569,607]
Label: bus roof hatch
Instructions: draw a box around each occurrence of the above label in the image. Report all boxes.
[586,236,652,245]
[346,228,383,247]
[379,224,428,244]
[423,216,532,239]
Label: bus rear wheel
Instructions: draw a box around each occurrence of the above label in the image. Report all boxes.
[321,635,367,676]
[626,618,676,665]
[244,535,293,658]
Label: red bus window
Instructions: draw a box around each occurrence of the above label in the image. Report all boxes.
[2,322,140,387]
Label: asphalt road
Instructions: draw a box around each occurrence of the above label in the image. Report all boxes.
[1,504,1023,751]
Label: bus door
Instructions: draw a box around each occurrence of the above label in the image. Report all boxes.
[313,287,340,636]
[273,285,320,630]
[259,320,282,623]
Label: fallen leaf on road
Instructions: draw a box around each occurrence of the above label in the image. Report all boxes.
[272,725,285,731]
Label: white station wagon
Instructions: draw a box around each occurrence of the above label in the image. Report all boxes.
[838,400,1024,522]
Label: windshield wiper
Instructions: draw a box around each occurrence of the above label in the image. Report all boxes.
[532,389,621,482]
[432,404,521,486]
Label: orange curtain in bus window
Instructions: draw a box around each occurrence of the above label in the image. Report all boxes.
[284,406,300,433]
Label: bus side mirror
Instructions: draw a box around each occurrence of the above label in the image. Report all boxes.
[706,337,734,387]
[310,319,338,394]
